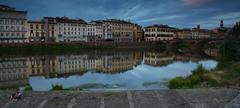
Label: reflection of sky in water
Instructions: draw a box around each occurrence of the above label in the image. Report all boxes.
[30,60,218,91]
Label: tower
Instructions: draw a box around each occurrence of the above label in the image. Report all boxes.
[220,20,224,28]
[197,24,200,30]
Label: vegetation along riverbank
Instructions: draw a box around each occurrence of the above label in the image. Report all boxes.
[169,22,240,89]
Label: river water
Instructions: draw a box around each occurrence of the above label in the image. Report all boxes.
[0,49,218,91]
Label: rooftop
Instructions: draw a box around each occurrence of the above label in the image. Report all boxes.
[44,17,87,24]
[145,24,176,29]
[96,19,133,24]
[0,4,27,14]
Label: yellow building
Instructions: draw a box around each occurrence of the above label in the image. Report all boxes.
[133,24,143,42]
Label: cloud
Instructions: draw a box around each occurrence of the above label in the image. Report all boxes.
[210,12,240,20]
[182,0,215,7]
[136,15,187,23]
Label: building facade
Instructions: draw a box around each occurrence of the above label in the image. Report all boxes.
[133,24,143,42]
[97,19,134,42]
[27,20,57,43]
[191,29,213,39]
[0,57,29,89]
[0,5,28,43]
[89,21,104,41]
[176,29,192,39]
[144,24,176,41]
[44,17,88,42]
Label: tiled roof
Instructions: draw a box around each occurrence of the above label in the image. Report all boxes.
[96,19,133,24]
[145,24,176,29]
[44,17,87,24]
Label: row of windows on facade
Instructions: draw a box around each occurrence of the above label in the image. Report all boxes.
[0,62,26,67]
[145,28,173,32]
[0,19,25,25]
[30,31,54,37]
[0,14,26,19]
[108,23,133,27]
[30,24,54,30]
[0,33,25,37]
[30,25,99,32]
[145,38,173,41]
[112,32,133,35]
[0,26,25,31]
[0,69,27,74]
[145,34,174,37]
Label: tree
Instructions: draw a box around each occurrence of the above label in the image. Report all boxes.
[220,22,240,61]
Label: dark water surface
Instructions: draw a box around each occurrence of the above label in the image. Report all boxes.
[0,49,217,91]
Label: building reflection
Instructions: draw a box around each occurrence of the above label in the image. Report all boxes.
[0,50,210,89]
[144,51,210,67]
[144,52,174,67]
[0,57,29,89]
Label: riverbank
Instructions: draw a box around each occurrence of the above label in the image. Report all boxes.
[0,42,165,54]
[0,88,239,108]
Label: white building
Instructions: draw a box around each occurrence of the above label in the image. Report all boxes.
[44,17,88,42]
[144,24,176,41]
[0,5,28,43]
[88,21,104,41]
[95,19,134,42]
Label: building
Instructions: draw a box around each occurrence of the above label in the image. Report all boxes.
[0,5,28,43]
[27,21,45,42]
[176,29,192,39]
[89,21,104,41]
[27,20,57,43]
[44,17,88,42]
[97,19,134,42]
[144,24,176,41]
[133,24,143,42]
[213,20,228,39]
[191,26,213,39]
[144,52,174,67]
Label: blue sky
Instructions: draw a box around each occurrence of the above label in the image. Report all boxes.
[1,0,240,29]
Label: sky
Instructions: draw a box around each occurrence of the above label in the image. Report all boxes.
[1,0,240,29]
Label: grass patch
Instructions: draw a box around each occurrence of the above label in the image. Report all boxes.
[168,65,219,89]
[51,84,64,91]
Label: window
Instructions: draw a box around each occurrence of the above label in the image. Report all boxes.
[0,26,3,31]
[52,31,54,36]
[36,32,39,37]
[36,25,39,29]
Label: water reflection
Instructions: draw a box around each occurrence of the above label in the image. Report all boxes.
[0,50,218,91]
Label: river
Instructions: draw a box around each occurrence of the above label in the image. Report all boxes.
[0,49,218,91]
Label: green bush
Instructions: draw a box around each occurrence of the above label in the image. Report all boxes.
[168,77,186,89]
[24,85,33,91]
[168,65,219,89]
[51,84,63,91]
